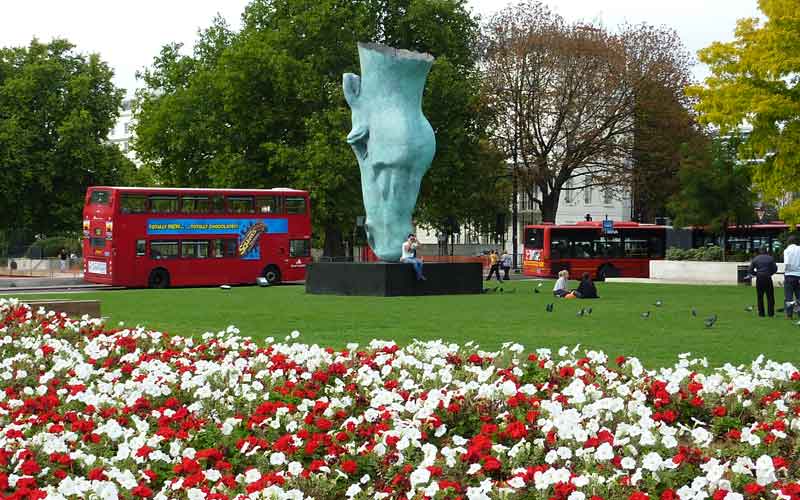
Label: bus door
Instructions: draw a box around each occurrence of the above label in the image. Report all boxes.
[86,219,113,281]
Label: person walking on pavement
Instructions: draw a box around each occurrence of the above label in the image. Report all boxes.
[500,250,512,281]
[486,250,502,282]
[749,246,778,317]
[783,235,800,319]
[58,248,68,273]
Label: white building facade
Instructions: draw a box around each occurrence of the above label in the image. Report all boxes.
[108,98,138,165]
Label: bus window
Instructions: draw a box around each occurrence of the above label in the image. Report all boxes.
[228,196,254,213]
[90,237,106,249]
[525,228,543,249]
[596,235,622,258]
[150,196,179,213]
[285,197,306,215]
[290,239,311,257]
[90,190,111,205]
[213,239,238,257]
[151,241,179,259]
[256,196,280,214]
[136,240,146,256]
[120,195,147,214]
[181,240,209,258]
[211,196,225,213]
[624,237,649,258]
[181,196,210,213]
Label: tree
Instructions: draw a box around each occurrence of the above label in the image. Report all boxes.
[482,2,695,223]
[135,0,506,256]
[621,23,700,223]
[0,39,134,238]
[668,135,756,260]
[688,0,800,223]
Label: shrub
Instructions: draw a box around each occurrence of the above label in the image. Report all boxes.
[25,236,81,258]
[666,245,724,261]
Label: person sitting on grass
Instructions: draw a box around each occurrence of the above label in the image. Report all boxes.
[553,270,570,297]
[574,272,599,299]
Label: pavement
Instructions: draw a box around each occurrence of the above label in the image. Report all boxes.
[0,274,97,293]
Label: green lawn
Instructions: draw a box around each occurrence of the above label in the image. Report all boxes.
[5,280,798,368]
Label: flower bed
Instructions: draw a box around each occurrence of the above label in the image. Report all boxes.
[0,298,799,500]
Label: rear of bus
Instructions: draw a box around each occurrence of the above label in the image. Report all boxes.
[522,225,551,277]
[82,187,116,284]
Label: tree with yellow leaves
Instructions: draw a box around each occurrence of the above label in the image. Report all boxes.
[689,0,800,222]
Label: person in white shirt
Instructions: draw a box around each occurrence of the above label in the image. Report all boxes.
[553,269,569,297]
[783,235,800,319]
[401,234,426,281]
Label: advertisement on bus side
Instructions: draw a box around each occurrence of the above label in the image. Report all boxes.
[146,218,288,260]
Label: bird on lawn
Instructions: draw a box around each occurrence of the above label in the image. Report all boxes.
[745,305,754,312]
[691,307,697,317]
[537,282,543,288]
[534,288,540,294]
[586,307,592,315]
[577,308,585,317]
[704,317,716,328]
[655,300,663,307]
[641,311,650,319]
[546,303,554,312]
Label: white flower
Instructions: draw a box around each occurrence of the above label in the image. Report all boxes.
[642,452,662,472]
[467,463,482,475]
[595,443,614,461]
[501,380,517,396]
[621,456,637,470]
[187,489,205,500]
[508,476,525,488]
[409,468,431,488]
[244,468,261,483]
[755,454,776,486]
[270,452,286,466]
[288,461,303,476]
[568,493,586,500]
[345,484,362,497]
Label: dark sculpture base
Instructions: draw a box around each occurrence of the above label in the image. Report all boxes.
[305,262,483,296]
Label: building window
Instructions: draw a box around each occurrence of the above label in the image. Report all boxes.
[604,188,613,205]
[584,186,592,205]
[564,180,573,203]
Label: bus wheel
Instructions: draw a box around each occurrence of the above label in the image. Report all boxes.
[148,268,170,289]
[263,265,281,285]
[597,264,618,282]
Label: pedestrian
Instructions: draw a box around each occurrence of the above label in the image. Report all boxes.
[500,250,512,281]
[400,234,426,281]
[783,235,800,319]
[749,246,778,317]
[553,270,570,297]
[486,250,502,282]
[58,248,68,273]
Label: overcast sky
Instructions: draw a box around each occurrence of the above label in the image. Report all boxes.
[0,0,761,96]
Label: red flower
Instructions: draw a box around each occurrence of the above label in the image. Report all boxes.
[615,356,626,366]
[483,456,502,472]
[712,406,727,417]
[21,459,41,475]
[132,483,154,498]
[743,483,764,496]
[660,490,678,500]
[629,492,649,500]
[712,490,729,500]
[341,459,358,474]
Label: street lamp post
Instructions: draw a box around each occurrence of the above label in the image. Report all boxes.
[512,171,518,270]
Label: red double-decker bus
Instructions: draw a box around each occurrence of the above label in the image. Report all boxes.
[523,221,667,280]
[82,186,312,288]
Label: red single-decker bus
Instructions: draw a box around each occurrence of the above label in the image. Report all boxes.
[83,187,312,288]
[523,221,667,280]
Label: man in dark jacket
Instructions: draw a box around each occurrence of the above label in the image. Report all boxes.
[749,246,778,317]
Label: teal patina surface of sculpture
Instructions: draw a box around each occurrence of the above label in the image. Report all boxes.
[343,42,436,262]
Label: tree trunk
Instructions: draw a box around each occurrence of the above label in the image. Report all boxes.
[540,190,560,223]
[323,225,345,258]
